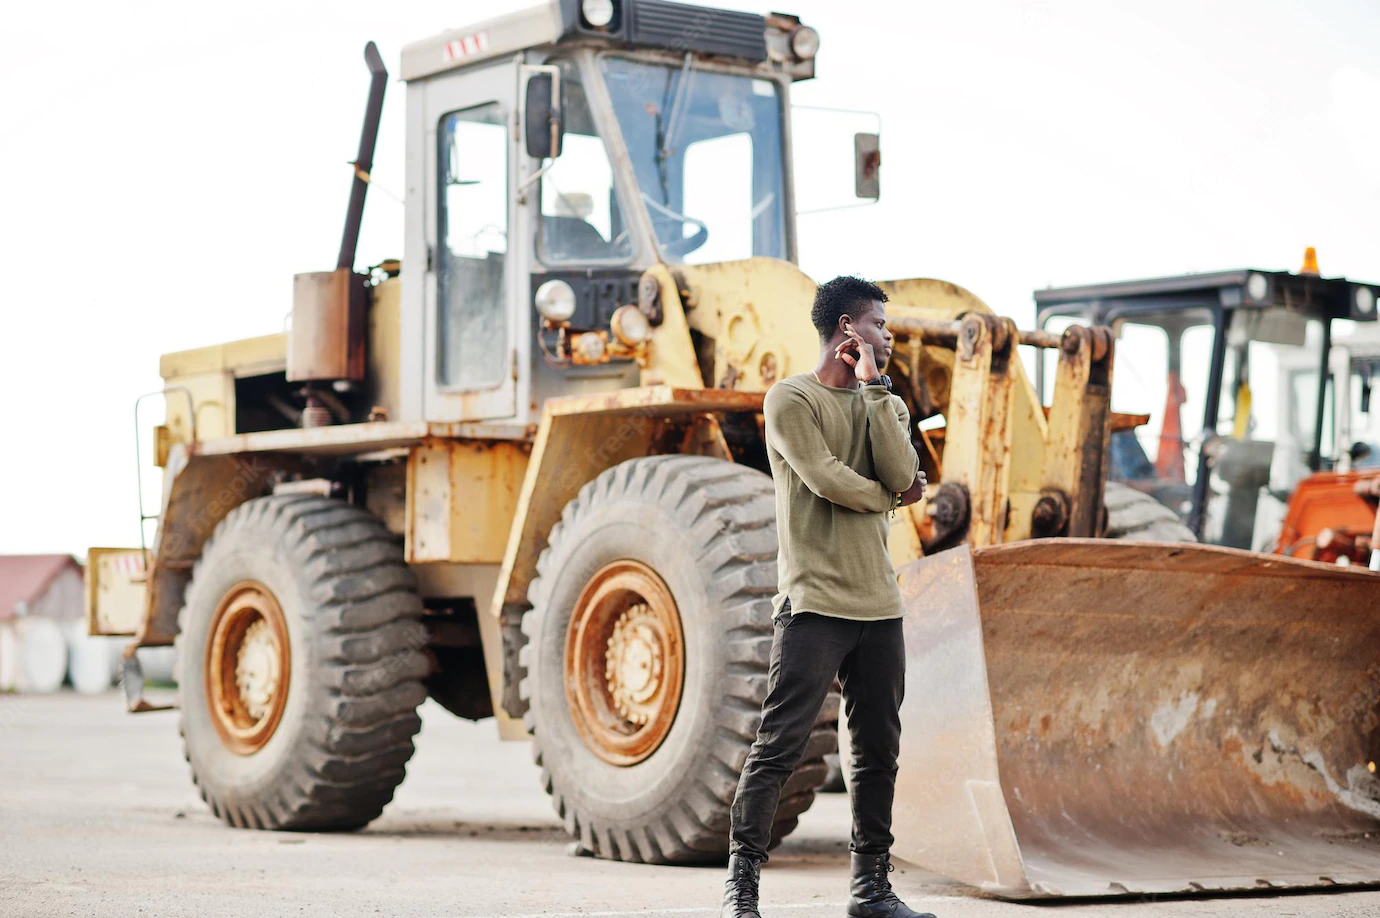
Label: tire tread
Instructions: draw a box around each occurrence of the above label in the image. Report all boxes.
[517,456,835,864]
[176,494,425,833]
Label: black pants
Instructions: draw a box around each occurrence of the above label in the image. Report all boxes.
[729,607,905,861]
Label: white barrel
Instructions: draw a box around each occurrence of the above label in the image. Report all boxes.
[0,622,18,691]
[63,621,115,695]
[17,616,68,693]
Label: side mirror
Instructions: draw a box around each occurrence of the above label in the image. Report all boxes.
[854,132,880,200]
[524,70,564,160]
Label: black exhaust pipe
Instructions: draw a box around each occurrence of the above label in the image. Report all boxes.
[337,41,388,272]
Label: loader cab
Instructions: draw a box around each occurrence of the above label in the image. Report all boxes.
[1035,267,1380,549]
[1334,329,1380,472]
[396,1,820,428]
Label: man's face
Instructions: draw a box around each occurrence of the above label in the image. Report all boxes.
[843,300,894,372]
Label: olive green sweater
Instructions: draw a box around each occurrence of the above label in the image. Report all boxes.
[763,374,920,621]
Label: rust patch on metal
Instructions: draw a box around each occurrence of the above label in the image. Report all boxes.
[206,581,290,756]
[1109,412,1151,432]
[892,540,1380,898]
[138,452,284,649]
[544,385,763,419]
[564,561,684,766]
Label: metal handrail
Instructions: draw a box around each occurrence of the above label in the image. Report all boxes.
[133,387,196,562]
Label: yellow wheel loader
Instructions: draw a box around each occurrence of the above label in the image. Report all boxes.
[85,0,1379,897]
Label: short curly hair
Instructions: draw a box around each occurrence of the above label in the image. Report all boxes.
[811,275,888,338]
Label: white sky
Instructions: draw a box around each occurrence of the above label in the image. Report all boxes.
[2,0,1378,556]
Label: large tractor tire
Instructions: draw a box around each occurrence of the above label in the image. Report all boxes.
[519,455,835,864]
[175,495,429,831]
[1104,481,1198,542]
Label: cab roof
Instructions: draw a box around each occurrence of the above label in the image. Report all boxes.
[1035,268,1380,324]
[401,0,812,83]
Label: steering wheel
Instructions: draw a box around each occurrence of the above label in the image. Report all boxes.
[469,223,508,252]
[641,193,709,259]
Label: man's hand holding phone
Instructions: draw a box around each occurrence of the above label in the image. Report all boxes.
[834,322,881,382]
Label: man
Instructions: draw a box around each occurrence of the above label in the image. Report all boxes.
[722,276,932,918]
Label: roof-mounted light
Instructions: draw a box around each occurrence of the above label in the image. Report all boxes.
[1356,285,1377,316]
[790,25,820,60]
[1246,272,1269,302]
[582,0,616,29]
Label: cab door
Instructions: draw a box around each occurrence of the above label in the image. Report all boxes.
[417,59,522,422]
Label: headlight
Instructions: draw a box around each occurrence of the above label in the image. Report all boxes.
[572,332,608,364]
[1356,285,1377,316]
[535,279,577,324]
[1246,272,1269,302]
[790,26,820,60]
[611,304,650,346]
[581,0,615,28]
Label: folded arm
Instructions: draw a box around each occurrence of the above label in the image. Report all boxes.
[764,384,893,513]
[863,387,920,493]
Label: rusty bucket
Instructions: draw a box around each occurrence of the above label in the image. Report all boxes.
[891,539,1380,898]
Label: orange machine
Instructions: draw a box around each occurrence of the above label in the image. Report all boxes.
[1275,471,1380,566]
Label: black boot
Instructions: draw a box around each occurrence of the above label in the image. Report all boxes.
[846,852,935,918]
[722,853,763,918]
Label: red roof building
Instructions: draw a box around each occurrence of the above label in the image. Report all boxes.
[0,555,84,622]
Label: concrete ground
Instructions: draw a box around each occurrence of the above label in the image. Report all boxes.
[2,692,1379,918]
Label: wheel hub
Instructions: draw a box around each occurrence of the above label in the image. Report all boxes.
[566,561,684,766]
[206,582,290,756]
[235,618,281,722]
[605,602,666,725]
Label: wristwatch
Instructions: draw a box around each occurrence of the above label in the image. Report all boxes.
[864,375,892,391]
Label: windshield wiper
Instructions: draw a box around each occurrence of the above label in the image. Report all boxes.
[655,53,696,201]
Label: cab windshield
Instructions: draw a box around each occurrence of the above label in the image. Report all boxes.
[600,56,788,265]
[1044,307,1330,550]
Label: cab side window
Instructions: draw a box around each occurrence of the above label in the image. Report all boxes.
[438,103,507,390]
